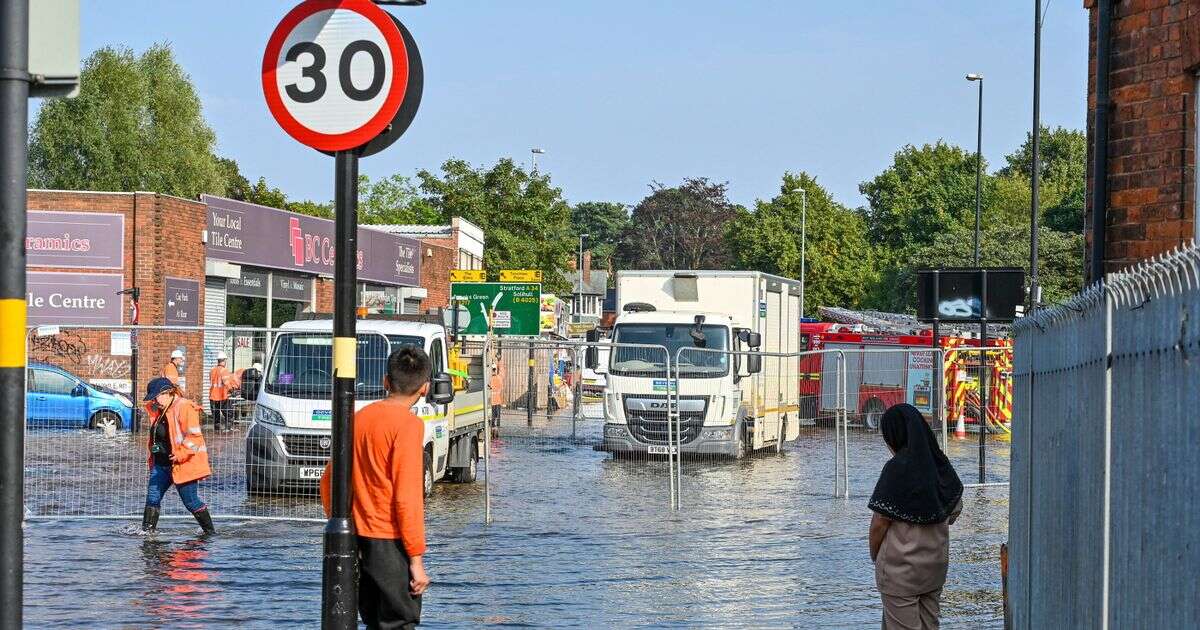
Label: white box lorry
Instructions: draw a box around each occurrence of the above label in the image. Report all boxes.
[245,317,487,496]
[596,270,803,458]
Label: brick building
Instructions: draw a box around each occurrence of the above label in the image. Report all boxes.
[370,217,486,311]
[24,190,474,403]
[1085,0,1200,279]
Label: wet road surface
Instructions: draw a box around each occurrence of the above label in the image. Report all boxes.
[24,408,1009,628]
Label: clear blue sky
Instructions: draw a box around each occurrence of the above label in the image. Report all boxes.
[52,1,1089,210]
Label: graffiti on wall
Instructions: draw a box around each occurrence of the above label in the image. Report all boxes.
[29,332,89,365]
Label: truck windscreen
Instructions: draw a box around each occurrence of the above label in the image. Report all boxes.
[609,324,729,378]
[265,333,393,400]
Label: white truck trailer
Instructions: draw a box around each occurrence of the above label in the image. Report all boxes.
[596,270,803,458]
[245,317,487,496]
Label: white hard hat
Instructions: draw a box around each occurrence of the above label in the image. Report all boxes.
[170,349,185,359]
[216,351,228,361]
[252,362,263,371]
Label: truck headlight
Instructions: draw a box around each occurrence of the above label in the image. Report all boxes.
[604,425,628,438]
[253,404,285,427]
[701,427,733,441]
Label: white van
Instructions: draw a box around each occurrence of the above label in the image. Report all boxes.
[245,318,487,496]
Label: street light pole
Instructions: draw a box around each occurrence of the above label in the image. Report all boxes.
[967,74,984,266]
[1030,0,1043,309]
[531,147,545,172]
[790,188,807,319]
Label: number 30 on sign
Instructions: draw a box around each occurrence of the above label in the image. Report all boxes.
[262,0,420,152]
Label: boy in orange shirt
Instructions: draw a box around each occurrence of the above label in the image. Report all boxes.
[321,346,432,628]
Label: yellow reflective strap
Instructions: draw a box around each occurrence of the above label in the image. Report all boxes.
[333,336,356,379]
[0,299,26,368]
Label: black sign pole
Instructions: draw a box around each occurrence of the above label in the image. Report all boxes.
[322,149,359,630]
[0,2,27,626]
[931,271,942,445]
[979,270,988,484]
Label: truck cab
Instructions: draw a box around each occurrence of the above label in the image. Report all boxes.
[245,318,486,496]
[598,269,804,459]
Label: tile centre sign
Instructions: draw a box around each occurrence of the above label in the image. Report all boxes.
[26,211,124,269]
[203,194,420,287]
[26,272,124,326]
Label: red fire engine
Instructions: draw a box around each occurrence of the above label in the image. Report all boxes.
[799,322,1012,431]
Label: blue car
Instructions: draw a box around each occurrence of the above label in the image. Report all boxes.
[26,362,134,431]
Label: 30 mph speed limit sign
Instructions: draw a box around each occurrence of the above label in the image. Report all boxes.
[262,0,422,153]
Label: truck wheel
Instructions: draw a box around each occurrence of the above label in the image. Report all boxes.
[454,445,478,484]
[863,401,886,431]
[734,422,748,459]
[423,450,434,498]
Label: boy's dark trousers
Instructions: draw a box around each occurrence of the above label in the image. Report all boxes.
[358,536,422,629]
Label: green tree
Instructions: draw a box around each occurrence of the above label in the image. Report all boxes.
[858,141,994,255]
[871,221,1085,313]
[29,44,223,198]
[359,173,441,225]
[725,172,876,312]
[570,201,630,275]
[417,158,574,292]
[615,178,738,270]
[1001,126,1087,236]
[287,199,334,220]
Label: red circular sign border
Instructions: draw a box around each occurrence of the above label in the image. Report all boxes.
[262,0,409,152]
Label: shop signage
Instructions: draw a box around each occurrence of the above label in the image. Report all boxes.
[274,272,312,302]
[227,268,270,298]
[26,211,124,269]
[164,277,200,326]
[203,194,420,287]
[449,282,541,336]
[25,271,123,326]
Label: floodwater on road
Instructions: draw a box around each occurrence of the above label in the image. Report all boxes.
[23,407,1009,628]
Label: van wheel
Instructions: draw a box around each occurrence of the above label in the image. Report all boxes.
[90,411,121,432]
[423,450,434,498]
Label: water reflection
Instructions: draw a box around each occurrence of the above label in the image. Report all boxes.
[25,425,1008,628]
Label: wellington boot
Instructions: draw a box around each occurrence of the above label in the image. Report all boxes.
[141,506,160,533]
[192,507,216,534]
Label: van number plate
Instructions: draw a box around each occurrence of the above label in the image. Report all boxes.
[647,445,678,455]
[299,467,324,480]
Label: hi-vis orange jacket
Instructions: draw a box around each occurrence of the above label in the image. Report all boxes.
[145,397,212,484]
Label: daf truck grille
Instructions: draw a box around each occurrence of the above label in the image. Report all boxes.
[623,395,707,445]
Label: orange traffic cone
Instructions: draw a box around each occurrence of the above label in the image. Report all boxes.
[955,413,967,439]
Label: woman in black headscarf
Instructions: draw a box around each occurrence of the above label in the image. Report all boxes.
[868,403,963,630]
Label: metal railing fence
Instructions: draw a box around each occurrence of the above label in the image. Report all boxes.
[1009,243,1200,630]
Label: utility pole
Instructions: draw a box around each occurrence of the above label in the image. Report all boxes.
[1030,0,1043,309]
[577,233,588,323]
[0,2,29,627]
[967,74,985,266]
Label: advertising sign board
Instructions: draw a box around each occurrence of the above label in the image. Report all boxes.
[917,268,1025,322]
[26,211,124,269]
[203,194,420,287]
[25,271,123,326]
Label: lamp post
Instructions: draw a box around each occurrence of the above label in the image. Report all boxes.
[576,233,588,323]
[966,73,984,266]
[790,188,807,319]
[531,147,545,172]
[1030,0,1043,310]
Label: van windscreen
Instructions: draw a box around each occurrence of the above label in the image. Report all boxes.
[265,333,391,400]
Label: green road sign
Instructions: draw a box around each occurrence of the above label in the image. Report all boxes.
[450,282,541,336]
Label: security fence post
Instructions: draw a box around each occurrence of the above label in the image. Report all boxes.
[571,346,580,441]
[483,335,492,525]
[526,344,534,426]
